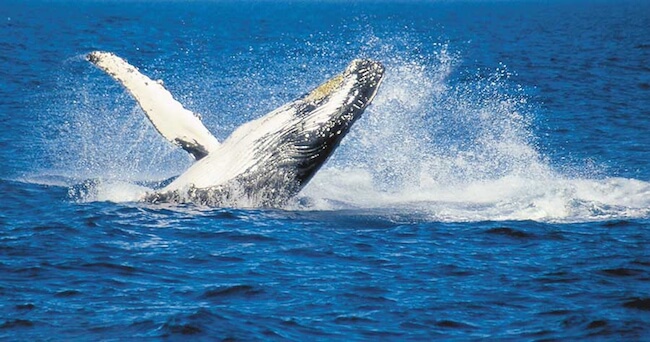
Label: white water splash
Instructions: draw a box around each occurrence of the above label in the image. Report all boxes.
[42,54,191,184]
[297,43,650,223]
[40,45,650,222]
[68,179,151,203]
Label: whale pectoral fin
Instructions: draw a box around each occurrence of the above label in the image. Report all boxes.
[87,51,220,160]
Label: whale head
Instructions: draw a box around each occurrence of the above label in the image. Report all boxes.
[288,59,385,184]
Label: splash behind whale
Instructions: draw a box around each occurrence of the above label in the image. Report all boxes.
[87,51,384,207]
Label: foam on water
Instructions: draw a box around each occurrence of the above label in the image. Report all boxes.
[39,43,650,222]
[68,178,151,203]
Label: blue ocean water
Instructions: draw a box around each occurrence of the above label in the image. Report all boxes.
[2,0,650,340]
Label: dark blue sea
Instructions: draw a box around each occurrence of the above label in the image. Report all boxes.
[2,0,650,340]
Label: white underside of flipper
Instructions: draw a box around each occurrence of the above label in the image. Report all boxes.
[87,51,220,160]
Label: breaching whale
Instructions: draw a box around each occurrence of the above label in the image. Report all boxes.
[87,51,384,207]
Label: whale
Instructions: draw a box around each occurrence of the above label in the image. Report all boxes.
[87,51,384,207]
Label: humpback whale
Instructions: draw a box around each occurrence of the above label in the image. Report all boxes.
[87,51,384,207]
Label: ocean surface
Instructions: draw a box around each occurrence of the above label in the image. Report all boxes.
[2,0,650,340]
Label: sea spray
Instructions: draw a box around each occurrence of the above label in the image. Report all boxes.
[300,43,650,222]
[45,55,190,183]
[304,43,548,198]
[43,44,650,222]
